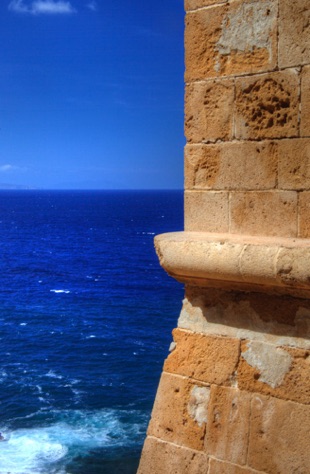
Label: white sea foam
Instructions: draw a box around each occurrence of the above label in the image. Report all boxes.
[50,289,70,294]
[0,370,8,382]
[0,431,68,474]
[45,370,63,380]
[0,408,148,474]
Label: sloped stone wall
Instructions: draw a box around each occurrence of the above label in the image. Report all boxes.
[138,1,310,473]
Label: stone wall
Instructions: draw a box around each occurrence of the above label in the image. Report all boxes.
[138,1,310,473]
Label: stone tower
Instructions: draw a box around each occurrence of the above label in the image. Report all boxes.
[138,1,310,473]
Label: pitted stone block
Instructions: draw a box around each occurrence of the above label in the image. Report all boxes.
[235,70,299,140]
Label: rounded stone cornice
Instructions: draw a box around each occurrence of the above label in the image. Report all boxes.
[155,232,310,298]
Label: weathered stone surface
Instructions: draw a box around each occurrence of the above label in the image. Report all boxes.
[164,328,240,385]
[235,70,299,140]
[184,191,229,232]
[276,247,310,289]
[238,341,310,404]
[279,0,310,68]
[185,6,227,81]
[178,287,310,350]
[278,139,310,190]
[205,386,251,465]
[239,244,278,286]
[185,0,228,10]
[241,341,292,388]
[185,142,277,191]
[299,191,310,238]
[137,437,209,474]
[230,191,297,237]
[208,458,265,474]
[248,394,310,473]
[147,372,208,451]
[156,231,310,298]
[185,0,277,81]
[301,65,310,137]
[185,80,234,143]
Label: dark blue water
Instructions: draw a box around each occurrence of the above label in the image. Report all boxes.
[0,190,184,474]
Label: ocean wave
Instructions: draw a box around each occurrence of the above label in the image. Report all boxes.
[45,370,63,380]
[0,408,148,474]
[50,290,71,294]
[0,432,68,474]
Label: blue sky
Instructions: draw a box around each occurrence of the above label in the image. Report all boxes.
[0,0,184,189]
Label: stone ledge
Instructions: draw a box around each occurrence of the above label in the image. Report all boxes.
[155,232,310,298]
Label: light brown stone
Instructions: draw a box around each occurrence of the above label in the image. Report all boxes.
[238,341,310,404]
[301,65,310,137]
[248,394,310,473]
[164,328,240,385]
[278,139,310,190]
[276,247,310,290]
[235,70,299,140]
[185,6,227,82]
[178,286,310,349]
[185,1,277,81]
[208,458,263,474]
[279,0,310,68]
[185,79,234,144]
[185,0,228,10]
[185,191,229,232]
[156,231,310,298]
[230,191,298,237]
[185,142,278,191]
[137,437,209,474]
[205,386,251,465]
[147,372,208,451]
[299,191,310,238]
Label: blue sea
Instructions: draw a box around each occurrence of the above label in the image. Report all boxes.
[0,190,184,474]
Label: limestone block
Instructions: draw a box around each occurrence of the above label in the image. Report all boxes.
[185,0,228,10]
[299,191,310,238]
[185,141,277,191]
[279,0,310,68]
[185,0,277,81]
[137,437,209,474]
[276,247,310,289]
[178,287,310,349]
[235,70,299,140]
[278,139,310,190]
[238,341,310,404]
[164,328,240,385]
[205,386,251,466]
[230,191,298,237]
[185,79,234,144]
[156,232,310,297]
[248,394,310,473]
[301,65,310,137]
[239,244,278,286]
[147,372,209,451]
[185,191,229,232]
[208,458,265,474]
[185,5,227,81]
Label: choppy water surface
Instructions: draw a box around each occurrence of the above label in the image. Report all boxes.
[0,190,183,473]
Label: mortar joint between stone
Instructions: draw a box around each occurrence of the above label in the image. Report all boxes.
[162,370,211,388]
[186,3,227,14]
[146,435,207,454]
[185,65,303,87]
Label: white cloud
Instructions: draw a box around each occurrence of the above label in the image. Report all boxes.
[8,0,76,15]
[86,1,97,11]
[0,164,15,172]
